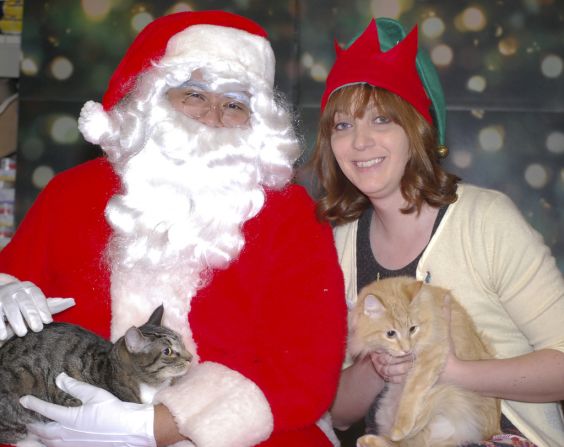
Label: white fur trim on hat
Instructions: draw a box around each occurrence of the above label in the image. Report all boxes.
[78,100,114,145]
[154,361,273,447]
[159,24,275,89]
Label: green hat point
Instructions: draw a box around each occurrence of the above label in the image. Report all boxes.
[374,17,447,154]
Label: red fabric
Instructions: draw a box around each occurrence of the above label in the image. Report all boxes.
[320,19,432,123]
[102,11,269,111]
[0,158,347,446]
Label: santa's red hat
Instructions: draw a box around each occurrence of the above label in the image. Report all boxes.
[79,10,274,144]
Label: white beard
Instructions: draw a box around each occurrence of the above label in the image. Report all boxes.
[105,106,269,360]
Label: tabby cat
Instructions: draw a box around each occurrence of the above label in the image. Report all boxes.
[0,304,192,446]
[348,276,500,447]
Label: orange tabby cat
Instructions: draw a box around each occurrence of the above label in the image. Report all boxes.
[348,276,500,447]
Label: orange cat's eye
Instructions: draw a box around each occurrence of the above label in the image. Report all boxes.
[386,330,396,338]
[409,326,418,334]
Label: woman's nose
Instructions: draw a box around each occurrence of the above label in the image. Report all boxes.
[352,122,374,151]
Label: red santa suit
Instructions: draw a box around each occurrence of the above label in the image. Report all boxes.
[0,157,346,446]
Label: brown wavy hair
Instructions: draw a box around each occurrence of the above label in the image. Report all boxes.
[309,84,460,225]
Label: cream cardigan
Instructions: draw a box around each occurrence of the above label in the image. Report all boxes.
[333,183,564,447]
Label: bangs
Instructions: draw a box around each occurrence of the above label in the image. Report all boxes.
[322,84,416,132]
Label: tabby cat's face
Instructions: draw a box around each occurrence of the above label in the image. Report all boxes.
[122,325,192,383]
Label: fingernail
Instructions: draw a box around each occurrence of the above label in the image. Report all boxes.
[19,396,29,408]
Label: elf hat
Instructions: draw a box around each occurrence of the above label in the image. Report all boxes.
[321,17,448,157]
[79,10,274,144]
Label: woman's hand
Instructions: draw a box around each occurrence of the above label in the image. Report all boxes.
[369,350,414,384]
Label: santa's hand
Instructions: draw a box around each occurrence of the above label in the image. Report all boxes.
[20,373,156,447]
[0,280,75,340]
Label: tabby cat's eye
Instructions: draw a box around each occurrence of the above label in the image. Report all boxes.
[163,347,173,356]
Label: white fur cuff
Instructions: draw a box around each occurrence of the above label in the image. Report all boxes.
[154,361,273,447]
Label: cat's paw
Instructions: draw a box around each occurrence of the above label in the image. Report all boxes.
[391,414,415,441]
[356,434,392,447]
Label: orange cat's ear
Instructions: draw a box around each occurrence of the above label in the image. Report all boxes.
[363,294,385,319]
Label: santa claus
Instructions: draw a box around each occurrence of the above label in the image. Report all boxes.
[0,10,346,447]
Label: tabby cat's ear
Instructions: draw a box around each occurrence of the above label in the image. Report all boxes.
[363,294,385,318]
[146,304,164,326]
[124,327,150,353]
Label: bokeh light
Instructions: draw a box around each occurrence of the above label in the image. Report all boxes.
[467,75,486,92]
[50,56,74,81]
[540,54,563,78]
[20,57,38,76]
[430,44,453,67]
[455,7,487,32]
[421,16,445,39]
[479,125,505,152]
[310,63,328,82]
[167,2,193,13]
[498,36,518,56]
[50,116,80,144]
[524,163,549,189]
[132,12,154,33]
[301,53,314,69]
[32,166,55,189]
[370,0,401,19]
[451,149,473,169]
[81,0,111,22]
[546,131,564,155]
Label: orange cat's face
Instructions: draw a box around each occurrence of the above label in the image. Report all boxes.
[348,276,430,358]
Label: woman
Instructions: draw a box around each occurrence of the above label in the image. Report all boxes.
[309,17,564,447]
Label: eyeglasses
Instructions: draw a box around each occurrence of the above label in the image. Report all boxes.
[170,88,251,128]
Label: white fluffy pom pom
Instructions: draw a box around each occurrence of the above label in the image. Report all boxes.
[78,100,112,145]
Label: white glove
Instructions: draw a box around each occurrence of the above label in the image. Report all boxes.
[20,372,156,447]
[0,280,75,340]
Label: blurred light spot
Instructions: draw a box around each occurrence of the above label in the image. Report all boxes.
[132,12,154,33]
[479,125,505,152]
[50,56,74,80]
[168,3,193,13]
[301,53,314,69]
[541,54,563,78]
[524,163,549,189]
[421,17,445,39]
[21,137,45,161]
[430,44,453,67]
[498,36,518,56]
[81,0,111,21]
[50,116,80,144]
[310,63,328,82]
[370,0,401,18]
[32,166,55,189]
[467,75,486,92]
[546,131,564,154]
[471,109,485,119]
[452,149,473,169]
[462,7,486,31]
[21,57,38,76]
[494,25,503,37]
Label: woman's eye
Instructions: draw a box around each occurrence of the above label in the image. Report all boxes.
[333,122,350,131]
[373,115,391,124]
